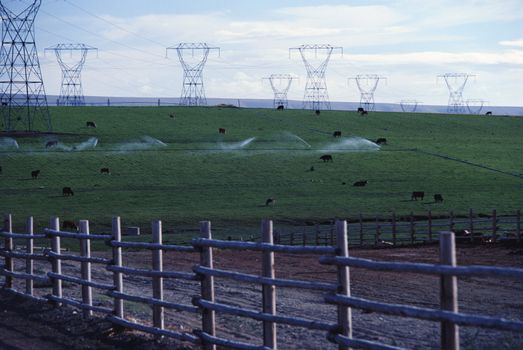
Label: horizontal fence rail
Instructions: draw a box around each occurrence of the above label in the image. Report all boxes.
[1,212,522,350]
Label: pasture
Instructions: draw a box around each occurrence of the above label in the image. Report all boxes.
[1,106,522,235]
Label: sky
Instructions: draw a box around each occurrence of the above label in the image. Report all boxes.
[5,0,523,106]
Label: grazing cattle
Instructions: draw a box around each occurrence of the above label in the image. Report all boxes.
[86,121,97,128]
[100,167,110,174]
[1,102,7,106]
[353,180,368,187]
[315,109,321,116]
[62,220,78,232]
[333,131,342,138]
[169,113,175,118]
[485,111,492,116]
[411,191,424,201]
[31,170,40,179]
[361,110,368,116]
[276,105,285,110]
[320,154,333,162]
[219,128,226,134]
[434,194,444,203]
[376,138,387,145]
[357,107,364,113]
[45,140,58,148]
[265,198,275,206]
[62,187,74,196]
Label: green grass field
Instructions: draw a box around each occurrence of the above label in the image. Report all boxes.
[1,106,522,235]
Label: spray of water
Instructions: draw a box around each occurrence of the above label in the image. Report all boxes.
[0,137,19,149]
[114,136,167,152]
[282,131,311,148]
[219,137,256,150]
[50,137,99,152]
[322,137,380,152]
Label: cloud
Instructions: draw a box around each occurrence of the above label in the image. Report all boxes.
[499,39,523,47]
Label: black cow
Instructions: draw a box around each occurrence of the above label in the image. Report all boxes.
[485,111,492,116]
[353,180,368,187]
[376,138,387,145]
[361,110,368,116]
[100,167,110,174]
[265,198,276,206]
[62,220,78,232]
[31,170,40,179]
[86,121,97,128]
[357,107,365,113]
[169,113,175,118]
[62,187,74,196]
[315,110,321,116]
[276,105,285,110]
[320,154,333,162]
[434,194,444,203]
[45,140,58,148]
[333,131,342,138]
[411,191,424,201]
[219,128,226,134]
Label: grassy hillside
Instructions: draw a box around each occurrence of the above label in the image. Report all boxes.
[1,106,522,234]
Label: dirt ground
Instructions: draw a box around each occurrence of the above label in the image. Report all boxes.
[1,243,523,349]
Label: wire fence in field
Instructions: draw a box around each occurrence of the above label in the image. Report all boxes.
[1,212,522,350]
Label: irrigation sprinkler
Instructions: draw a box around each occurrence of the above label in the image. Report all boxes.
[263,74,297,109]
[45,44,98,107]
[289,45,343,111]
[438,73,475,113]
[348,74,386,112]
[166,43,220,107]
[0,0,51,132]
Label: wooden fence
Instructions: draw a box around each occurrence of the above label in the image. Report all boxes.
[1,213,523,350]
[269,209,522,247]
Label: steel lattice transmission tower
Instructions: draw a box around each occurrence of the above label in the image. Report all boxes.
[263,74,297,109]
[167,43,219,106]
[349,74,386,111]
[0,0,51,132]
[46,44,98,106]
[438,73,475,113]
[289,44,342,111]
[466,99,487,115]
[400,99,422,113]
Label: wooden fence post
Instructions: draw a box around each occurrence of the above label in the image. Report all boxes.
[4,214,13,288]
[50,217,62,305]
[359,214,363,246]
[410,212,415,244]
[200,221,216,350]
[336,220,351,350]
[79,220,93,317]
[302,232,307,246]
[440,232,459,350]
[262,219,277,349]
[428,210,433,242]
[517,210,521,243]
[26,216,34,296]
[152,220,164,330]
[112,217,124,318]
[469,209,474,243]
[392,212,397,246]
[492,209,497,240]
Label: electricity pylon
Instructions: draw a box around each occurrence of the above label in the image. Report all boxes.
[289,44,342,111]
[46,44,98,106]
[263,74,297,109]
[438,73,475,113]
[0,0,51,132]
[167,43,219,106]
[348,74,386,111]
[466,99,487,115]
[400,99,422,113]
